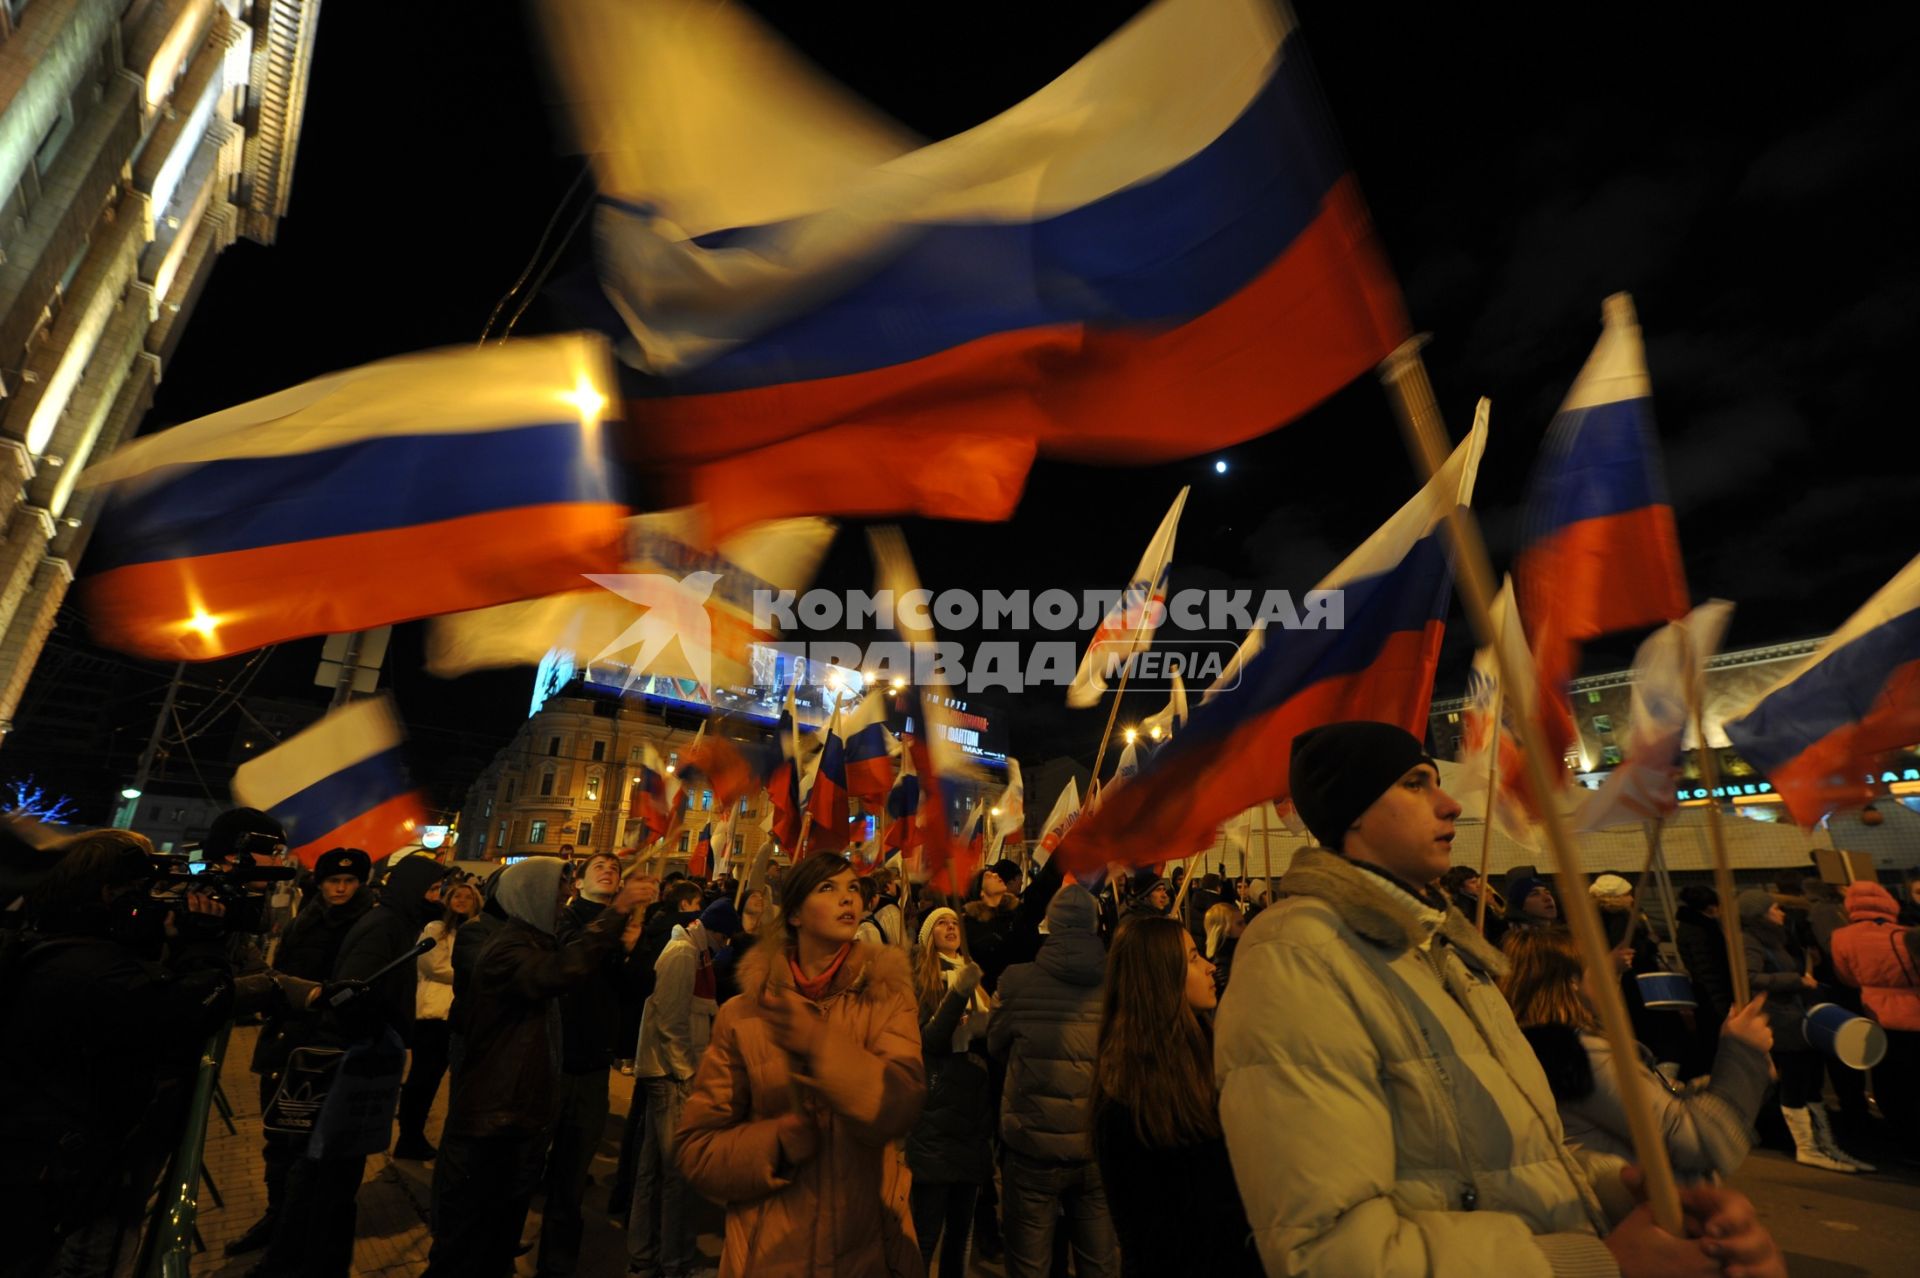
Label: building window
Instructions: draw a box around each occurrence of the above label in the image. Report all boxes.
[591,739,605,762]
[503,778,516,802]
[548,736,562,757]
[530,820,548,844]
[1591,714,1613,735]
[701,790,713,811]
[498,819,509,848]
[475,827,488,855]
[733,835,744,854]
[585,773,601,802]
[483,798,493,818]
[1600,745,1624,767]
[739,797,750,816]
[1586,690,1602,705]
[540,770,556,797]
[578,820,593,847]
[678,831,690,852]
[629,745,642,763]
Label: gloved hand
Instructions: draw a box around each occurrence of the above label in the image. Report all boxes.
[952,962,983,999]
[318,979,371,1009]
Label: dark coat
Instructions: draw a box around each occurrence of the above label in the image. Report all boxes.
[329,855,446,1045]
[1674,906,1735,1020]
[1210,934,1239,998]
[1744,916,1812,1052]
[904,983,995,1186]
[965,852,1065,994]
[987,924,1105,1161]
[251,892,370,1074]
[555,894,649,1073]
[1094,1101,1263,1278]
[443,908,626,1139]
[448,903,504,1040]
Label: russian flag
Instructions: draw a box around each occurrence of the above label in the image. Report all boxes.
[690,822,714,878]
[630,742,679,843]
[78,335,626,661]
[884,747,922,854]
[842,691,901,806]
[1515,295,1690,755]
[232,696,426,868]
[1726,553,1920,827]
[1058,407,1486,872]
[545,0,1407,538]
[803,708,853,853]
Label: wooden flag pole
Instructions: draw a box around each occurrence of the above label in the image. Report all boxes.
[1682,631,1751,1008]
[1258,803,1276,905]
[1381,347,1684,1233]
[1089,661,1138,785]
[1621,818,1668,955]
[1473,676,1504,932]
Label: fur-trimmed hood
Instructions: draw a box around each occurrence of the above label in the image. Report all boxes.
[1278,848,1508,976]
[734,937,914,1008]
[964,895,1018,923]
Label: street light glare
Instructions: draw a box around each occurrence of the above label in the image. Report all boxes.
[1123,726,1138,743]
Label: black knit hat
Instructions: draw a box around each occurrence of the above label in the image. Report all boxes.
[1289,722,1435,852]
[312,847,371,883]
[205,807,286,861]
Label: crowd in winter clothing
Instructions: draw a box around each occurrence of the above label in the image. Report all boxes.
[34,729,1920,1276]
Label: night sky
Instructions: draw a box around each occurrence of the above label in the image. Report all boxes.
[6,1,1917,822]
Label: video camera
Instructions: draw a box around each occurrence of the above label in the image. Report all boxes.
[122,843,302,940]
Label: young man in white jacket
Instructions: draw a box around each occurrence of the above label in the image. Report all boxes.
[1214,721,1784,1278]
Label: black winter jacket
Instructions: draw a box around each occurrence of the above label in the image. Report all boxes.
[555,894,649,1073]
[329,856,445,1045]
[987,924,1105,1160]
[905,979,995,1185]
[1094,1101,1263,1278]
[1674,907,1735,1020]
[251,892,370,1074]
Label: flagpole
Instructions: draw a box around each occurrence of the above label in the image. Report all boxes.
[1682,630,1751,1007]
[1258,803,1276,905]
[1474,676,1505,933]
[1089,658,1138,784]
[1380,347,1684,1232]
[1622,817,1667,955]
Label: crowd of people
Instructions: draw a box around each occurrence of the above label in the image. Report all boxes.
[8,720,1920,1275]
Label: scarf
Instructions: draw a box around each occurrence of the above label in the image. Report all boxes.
[788,942,853,1001]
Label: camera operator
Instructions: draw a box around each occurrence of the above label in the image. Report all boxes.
[228,848,373,1259]
[0,829,330,1278]
[200,808,295,977]
[252,853,450,1278]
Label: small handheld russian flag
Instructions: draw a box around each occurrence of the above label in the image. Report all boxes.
[232,695,427,868]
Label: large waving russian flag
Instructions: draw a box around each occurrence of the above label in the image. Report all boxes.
[841,690,901,806]
[1057,408,1486,872]
[803,708,854,854]
[231,696,426,868]
[78,335,626,661]
[543,0,1407,537]
[1515,294,1690,755]
[1726,553,1920,827]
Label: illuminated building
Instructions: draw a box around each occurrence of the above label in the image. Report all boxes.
[459,646,1010,869]
[0,0,321,744]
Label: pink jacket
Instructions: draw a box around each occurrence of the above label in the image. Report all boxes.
[1830,881,1920,1031]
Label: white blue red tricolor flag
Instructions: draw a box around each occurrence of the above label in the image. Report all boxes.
[1726,554,1920,827]
[1059,404,1487,871]
[232,696,427,868]
[1069,488,1190,709]
[79,335,625,661]
[542,0,1408,538]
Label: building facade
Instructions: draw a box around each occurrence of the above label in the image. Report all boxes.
[0,0,321,745]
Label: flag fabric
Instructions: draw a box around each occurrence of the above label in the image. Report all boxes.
[1114,739,1143,783]
[992,759,1026,856]
[842,689,902,806]
[1515,294,1690,757]
[629,742,680,843]
[884,745,923,854]
[708,811,736,878]
[804,705,853,853]
[1068,489,1190,708]
[1577,600,1734,831]
[1058,404,1487,872]
[80,335,626,661]
[690,821,714,878]
[1033,778,1082,866]
[1142,674,1189,740]
[768,686,807,849]
[1726,553,1920,826]
[1205,622,1266,704]
[232,695,426,868]
[426,511,835,689]
[1449,578,1541,850]
[543,0,1408,539]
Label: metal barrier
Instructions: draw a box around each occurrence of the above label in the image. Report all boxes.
[141,1021,232,1278]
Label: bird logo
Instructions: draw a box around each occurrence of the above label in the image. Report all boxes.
[584,571,723,693]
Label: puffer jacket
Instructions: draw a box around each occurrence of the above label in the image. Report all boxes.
[675,940,925,1278]
[1830,881,1920,1030]
[1522,1023,1770,1182]
[415,919,456,1021]
[1743,917,1811,1052]
[986,902,1105,1161]
[1214,849,1616,1278]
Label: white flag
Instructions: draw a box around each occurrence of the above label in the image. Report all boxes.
[1033,778,1082,866]
[1068,487,1189,708]
[1577,600,1734,831]
[992,759,1026,855]
[1141,672,1188,740]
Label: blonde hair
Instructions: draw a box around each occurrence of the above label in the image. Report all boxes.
[913,912,972,1016]
[1203,902,1238,959]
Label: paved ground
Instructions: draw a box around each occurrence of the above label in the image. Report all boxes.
[180,1027,1918,1276]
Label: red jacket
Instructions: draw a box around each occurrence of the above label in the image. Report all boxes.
[1830,881,1920,1031]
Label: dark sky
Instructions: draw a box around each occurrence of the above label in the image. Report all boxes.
[7,1,1917,820]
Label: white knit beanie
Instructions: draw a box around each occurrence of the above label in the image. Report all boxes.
[918,906,959,949]
[1589,874,1634,899]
